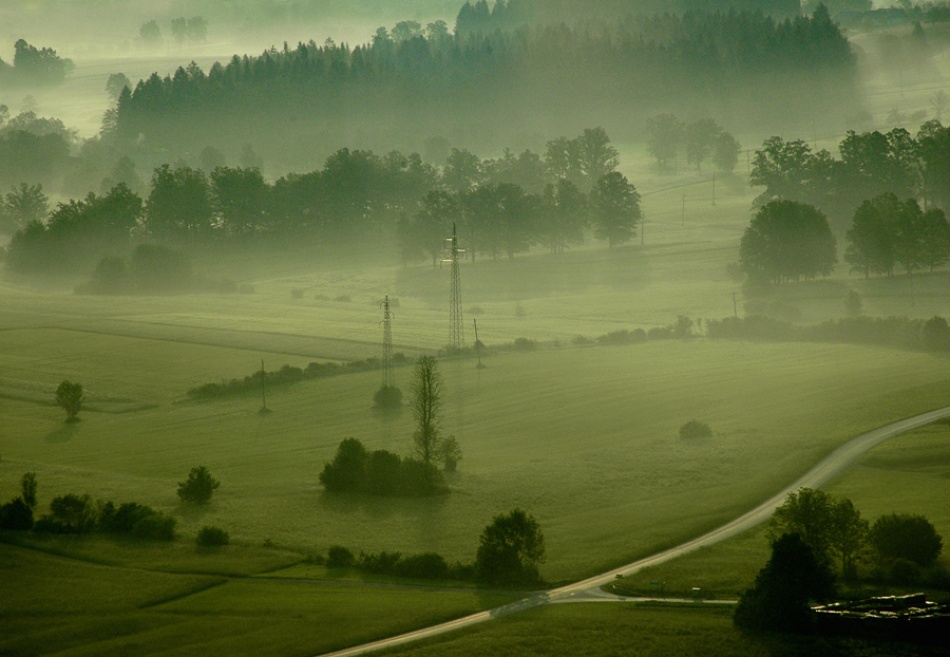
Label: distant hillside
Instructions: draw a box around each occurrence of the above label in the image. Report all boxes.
[113,7,860,172]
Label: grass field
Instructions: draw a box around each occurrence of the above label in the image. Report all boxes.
[372,601,950,657]
[608,420,950,601]
[3,312,950,581]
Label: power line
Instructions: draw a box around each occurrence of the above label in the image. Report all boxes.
[442,222,465,352]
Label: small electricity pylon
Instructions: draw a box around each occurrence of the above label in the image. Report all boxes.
[442,222,465,352]
[380,295,395,389]
[258,359,271,415]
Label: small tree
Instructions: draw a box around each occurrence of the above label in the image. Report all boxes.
[55,380,84,422]
[373,385,403,410]
[20,472,37,509]
[441,436,462,472]
[411,356,444,464]
[475,508,546,586]
[177,466,220,504]
[679,420,712,439]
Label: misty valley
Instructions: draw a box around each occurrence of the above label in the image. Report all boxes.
[2,1,950,656]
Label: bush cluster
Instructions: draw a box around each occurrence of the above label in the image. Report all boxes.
[322,545,473,581]
[706,314,950,352]
[319,438,447,497]
[187,355,408,400]
[28,494,176,540]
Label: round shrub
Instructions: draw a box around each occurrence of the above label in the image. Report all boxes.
[197,526,230,547]
[679,420,713,439]
[373,385,403,409]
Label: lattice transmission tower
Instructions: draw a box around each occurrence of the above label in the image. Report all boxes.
[442,222,465,351]
[380,295,395,388]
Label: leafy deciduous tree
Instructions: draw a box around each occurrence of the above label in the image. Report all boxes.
[475,508,546,586]
[55,380,83,422]
[740,200,837,284]
[734,533,835,633]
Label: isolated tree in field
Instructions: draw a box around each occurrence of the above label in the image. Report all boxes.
[734,533,835,633]
[55,380,83,422]
[411,356,444,464]
[739,200,836,284]
[589,172,641,248]
[177,466,220,504]
[869,513,942,568]
[475,508,546,586]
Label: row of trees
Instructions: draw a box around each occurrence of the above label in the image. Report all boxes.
[110,8,857,164]
[645,114,741,172]
[739,195,950,284]
[139,17,208,47]
[1,468,221,538]
[5,129,640,277]
[735,487,945,633]
[323,508,546,586]
[0,39,74,86]
[768,488,944,580]
[456,0,810,34]
[751,121,950,231]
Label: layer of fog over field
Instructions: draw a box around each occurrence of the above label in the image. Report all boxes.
[3,0,945,152]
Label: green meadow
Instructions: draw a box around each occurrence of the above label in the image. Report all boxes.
[4,56,950,654]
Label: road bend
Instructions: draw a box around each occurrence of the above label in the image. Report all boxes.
[316,405,950,657]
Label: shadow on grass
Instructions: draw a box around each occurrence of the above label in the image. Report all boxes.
[318,489,450,521]
[45,422,81,443]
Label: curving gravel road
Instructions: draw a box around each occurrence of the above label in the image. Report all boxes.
[316,405,950,657]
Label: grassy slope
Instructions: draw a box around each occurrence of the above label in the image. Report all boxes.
[0,541,514,657]
[3,332,949,581]
[609,421,950,600]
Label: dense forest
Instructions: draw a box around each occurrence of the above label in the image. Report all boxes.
[110,7,859,171]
